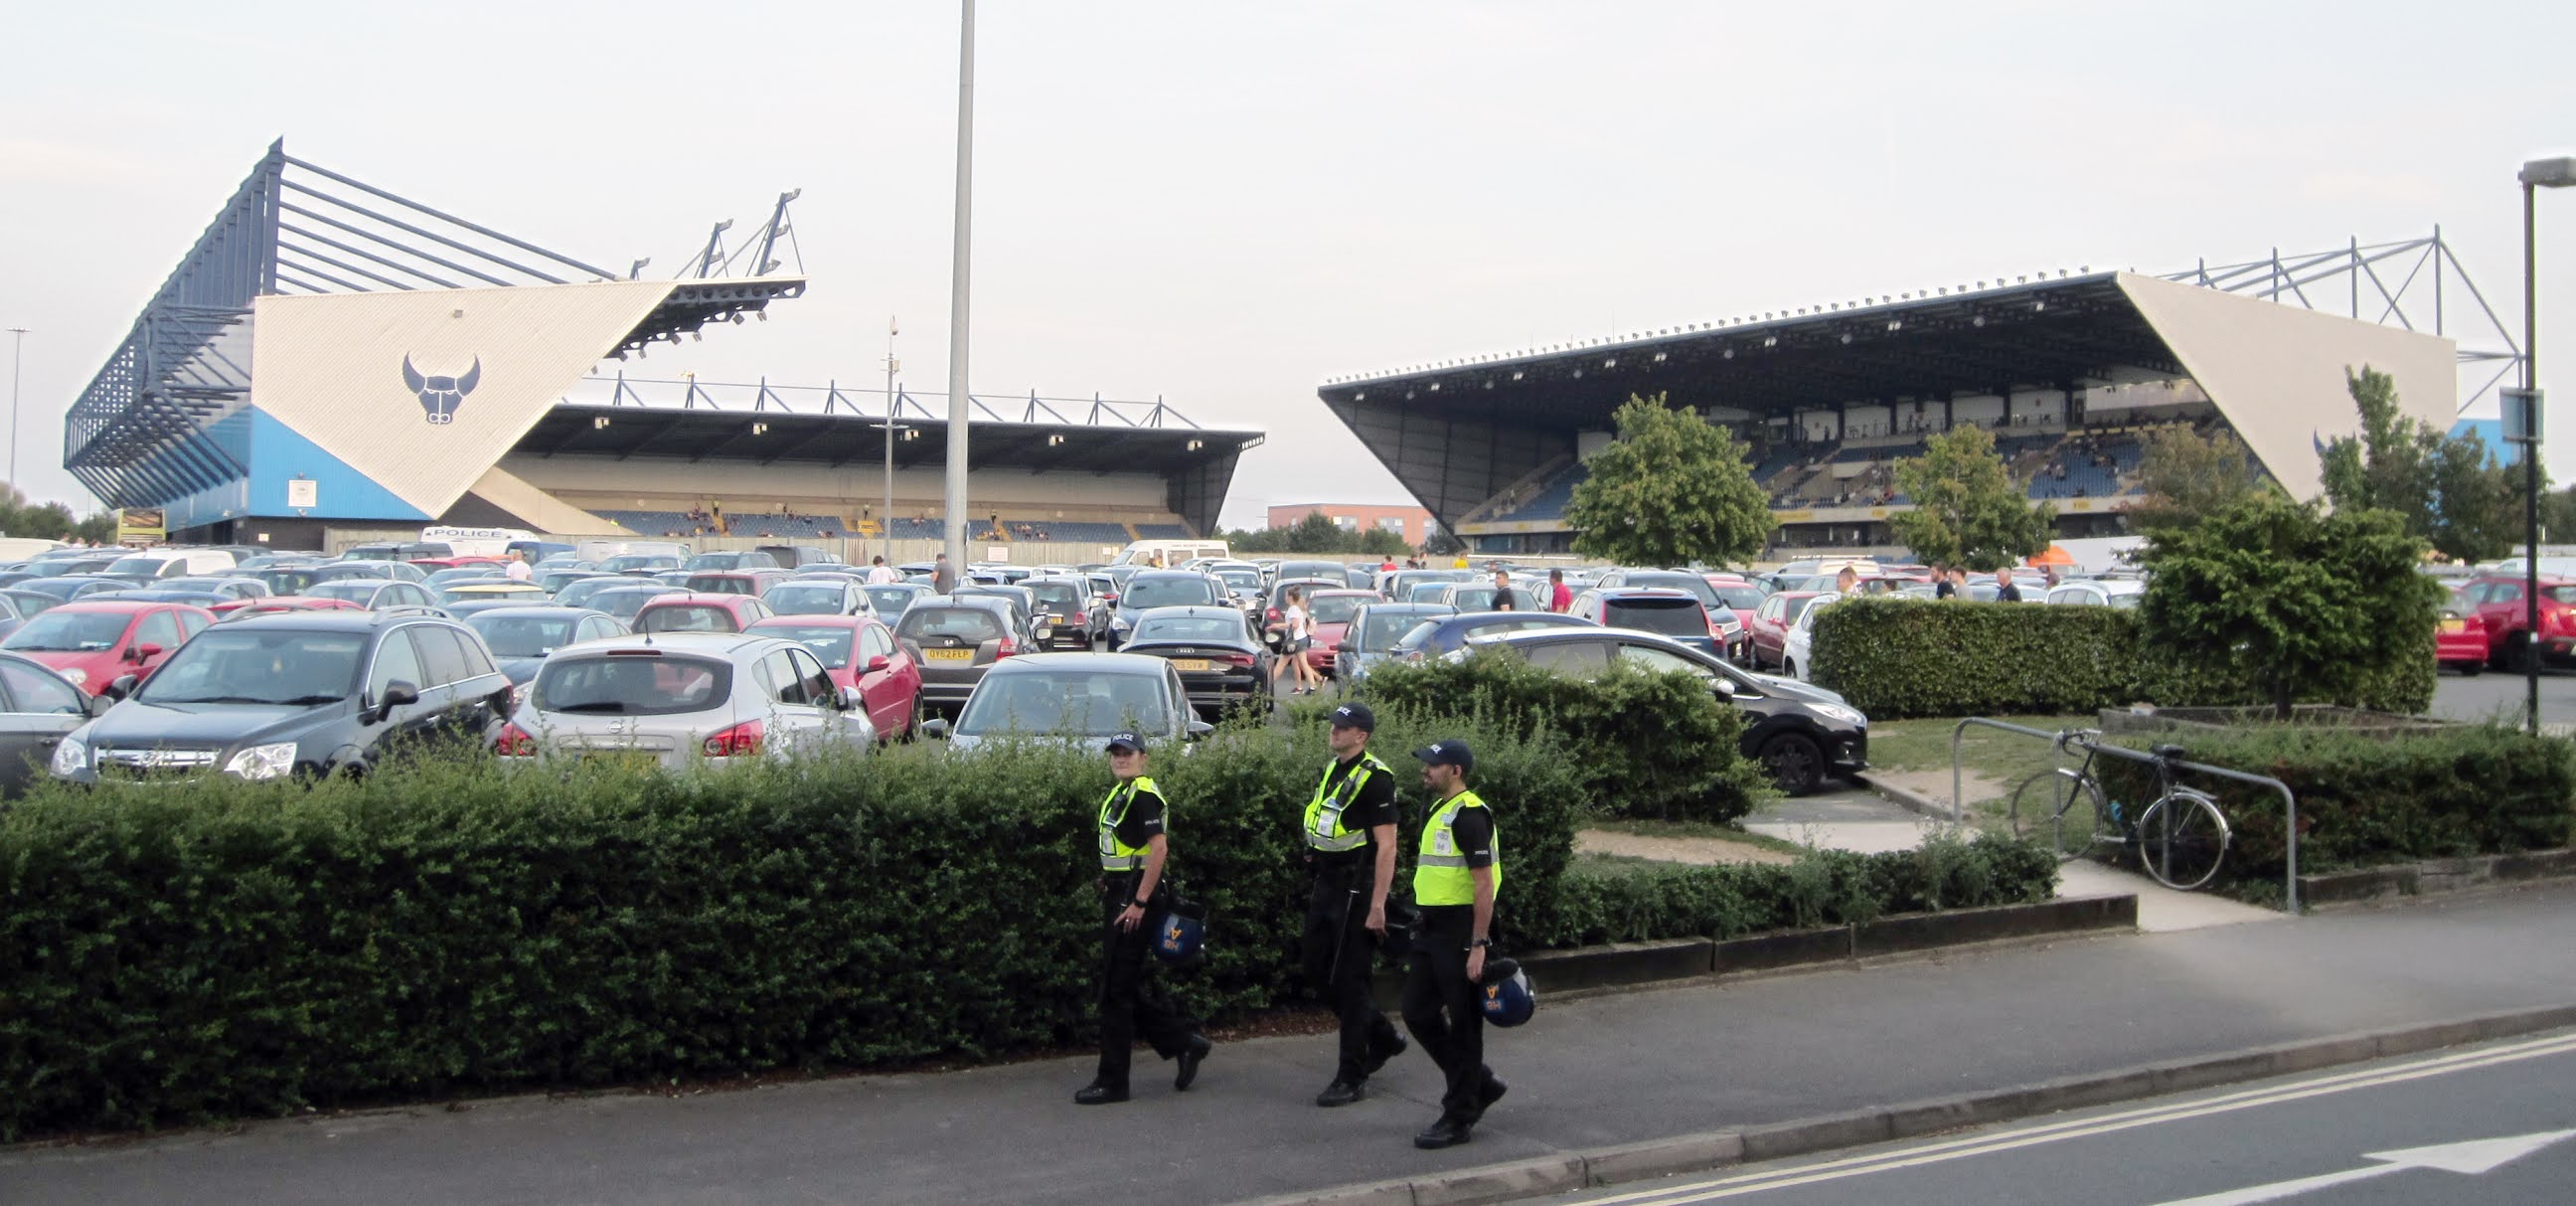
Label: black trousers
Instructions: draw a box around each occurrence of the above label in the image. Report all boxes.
[1301,872,1401,1084]
[1095,890,1198,1091]
[1402,912,1496,1123]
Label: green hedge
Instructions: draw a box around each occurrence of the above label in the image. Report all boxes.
[1810,598,2438,720]
[0,721,1587,1139]
[1535,830,2058,947]
[1350,648,1777,822]
[2095,724,2576,890]
[1810,597,2141,719]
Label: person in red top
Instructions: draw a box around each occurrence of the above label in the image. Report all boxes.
[1546,568,1572,613]
[1380,556,1397,574]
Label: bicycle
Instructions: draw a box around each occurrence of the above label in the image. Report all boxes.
[2009,729,2233,891]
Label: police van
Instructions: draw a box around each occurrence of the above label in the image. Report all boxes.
[1111,539,1229,567]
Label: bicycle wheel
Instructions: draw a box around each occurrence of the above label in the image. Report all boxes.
[2135,788,2231,891]
[2009,769,2108,861]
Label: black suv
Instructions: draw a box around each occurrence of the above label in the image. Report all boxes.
[54,611,512,783]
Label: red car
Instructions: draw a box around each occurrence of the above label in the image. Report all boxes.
[1702,574,1768,631]
[633,593,778,635]
[1746,591,1828,672]
[2436,585,2486,674]
[0,599,213,694]
[749,614,924,739]
[1300,589,1380,677]
[2462,575,2576,668]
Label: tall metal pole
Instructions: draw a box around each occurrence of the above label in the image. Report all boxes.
[5,327,26,492]
[883,315,899,565]
[2525,181,2541,738]
[941,0,976,568]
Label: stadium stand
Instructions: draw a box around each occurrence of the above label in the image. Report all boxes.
[594,509,706,536]
[1483,462,1586,525]
[1132,523,1194,540]
[886,518,946,540]
[724,514,849,538]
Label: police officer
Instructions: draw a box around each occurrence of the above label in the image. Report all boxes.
[1401,739,1506,1149]
[1076,731,1212,1105]
[1302,702,1407,1108]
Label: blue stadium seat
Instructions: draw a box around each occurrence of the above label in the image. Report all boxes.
[1132,523,1193,540]
[594,509,703,536]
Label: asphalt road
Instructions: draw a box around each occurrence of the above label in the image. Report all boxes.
[1541,1029,2576,1206]
[2426,664,2576,727]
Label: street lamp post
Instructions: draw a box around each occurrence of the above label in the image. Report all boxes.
[882,316,900,564]
[5,327,27,490]
[2516,155,2576,737]
[942,0,977,569]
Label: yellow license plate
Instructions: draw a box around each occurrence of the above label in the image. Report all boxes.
[2439,617,2467,633]
[1173,658,1211,671]
[926,648,975,662]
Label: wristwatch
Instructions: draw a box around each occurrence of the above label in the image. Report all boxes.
[1470,938,1493,948]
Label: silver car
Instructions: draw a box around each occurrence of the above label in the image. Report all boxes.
[495,632,875,769]
[926,652,1210,752]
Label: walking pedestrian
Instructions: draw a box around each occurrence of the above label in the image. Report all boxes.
[1402,739,1504,1148]
[1931,563,1955,601]
[1076,732,1211,1105]
[1834,565,1857,596]
[1303,702,1407,1107]
[868,555,899,585]
[1272,587,1323,696]
[932,553,959,594]
[503,550,533,582]
[1547,568,1571,613]
[1994,568,2024,603]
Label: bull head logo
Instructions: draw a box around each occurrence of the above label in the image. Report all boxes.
[402,354,482,425]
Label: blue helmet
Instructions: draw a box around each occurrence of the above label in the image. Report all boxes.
[1480,957,1534,1027]
[1153,899,1208,965]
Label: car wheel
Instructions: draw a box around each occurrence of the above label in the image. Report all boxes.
[2460,660,2483,677]
[1781,657,1798,680]
[1759,733,1825,796]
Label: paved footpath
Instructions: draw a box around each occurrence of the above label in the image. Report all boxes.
[7,886,2575,1206]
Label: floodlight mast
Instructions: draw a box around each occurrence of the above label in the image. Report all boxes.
[942,0,976,569]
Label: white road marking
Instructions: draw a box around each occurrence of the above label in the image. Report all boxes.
[2145,1128,2576,1205]
[1584,1032,2576,1204]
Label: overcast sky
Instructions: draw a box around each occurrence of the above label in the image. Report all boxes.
[5,1,2573,530]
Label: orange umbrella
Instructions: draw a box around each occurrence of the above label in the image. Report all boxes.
[2025,544,2075,567]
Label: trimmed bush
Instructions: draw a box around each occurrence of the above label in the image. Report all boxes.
[1810,597,2139,719]
[0,721,1587,1138]
[1533,831,2057,947]
[2093,724,2576,886]
[1351,648,1776,822]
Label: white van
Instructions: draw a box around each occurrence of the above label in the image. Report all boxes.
[1112,539,1229,567]
[422,526,539,559]
[575,538,692,564]
[105,548,239,579]
[0,537,70,564]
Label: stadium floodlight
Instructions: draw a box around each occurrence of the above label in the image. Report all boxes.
[2520,157,2576,188]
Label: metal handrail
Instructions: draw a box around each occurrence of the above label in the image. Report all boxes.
[1950,718,2303,914]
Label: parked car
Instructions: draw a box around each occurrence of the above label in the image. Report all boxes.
[1109,571,1227,647]
[2462,575,2576,669]
[1116,605,1273,716]
[748,614,923,740]
[460,606,631,687]
[1779,592,1842,682]
[493,632,875,768]
[752,544,835,570]
[762,578,875,617]
[1208,564,1266,609]
[1337,603,1458,681]
[53,610,512,782]
[0,654,104,795]
[599,554,685,577]
[1567,587,1737,661]
[686,569,794,598]
[1468,626,1869,795]
[100,548,240,583]
[3,600,213,694]
[632,593,776,634]
[1259,577,1350,648]
[537,569,614,595]
[2437,586,2487,675]
[13,576,133,604]
[309,578,445,611]
[1423,584,1540,614]
[895,596,1030,717]
[1023,575,1109,650]
[1702,575,1769,630]
[682,551,781,573]
[583,585,687,623]
[0,589,64,619]
[1746,591,1828,671]
[1390,610,1594,665]
[2044,580,2146,608]
[215,597,369,622]
[1297,589,1380,678]
[863,582,931,621]
[925,652,1210,752]
[440,582,554,608]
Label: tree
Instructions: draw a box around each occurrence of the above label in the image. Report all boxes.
[1886,425,2054,571]
[2135,494,2441,718]
[2122,426,2272,535]
[1358,527,1412,558]
[2319,366,2524,563]
[1563,393,1774,568]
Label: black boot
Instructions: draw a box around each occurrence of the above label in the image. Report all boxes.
[1074,1083,1129,1106]
[1315,1080,1365,1108]
[1412,1118,1474,1149]
[1174,1034,1211,1091]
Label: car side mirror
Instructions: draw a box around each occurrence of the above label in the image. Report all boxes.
[1185,719,1214,741]
[104,675,138,702]
[839,684,865,712]
[920,717,951,740]
[866,654,890,673]
[127,642,164,663]
[83,690,113,715]
[375,680,420,722]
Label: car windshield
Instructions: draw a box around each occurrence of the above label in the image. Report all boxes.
[764,585,847,614]
[464,613,583,658]
[864,586,919,614]
[105,557,173,577]
[1447,587,1534,612]
[956,670,1169,737]
[899,607,1003,643]
[1308,593,1369,620]
[1356,612,1430,650]
[601,555,676,573]
[305,581,382,603]
[684,554,739,571]
[1623,573,1721,607]
[756,623,856,667]
[1392,620,1443,652]
[136,629,363,706]
[1781,596,1820,621]
[1030,582,1083,607]
[1214,569,1260,592]
[3,609,129,652]
[1406,583,1451,602]
[533,654,730,716]
[1123,578,1215,608]
[590,590,673,620]
[1605,598,1708,636]
[1131,615,1243,644]
[251,568,324,595]
[1709,584,1766,609]
[636,604,742,633]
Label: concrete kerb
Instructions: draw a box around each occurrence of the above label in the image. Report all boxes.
[1853,772,1953,822]
[1230,1002,2576,1206]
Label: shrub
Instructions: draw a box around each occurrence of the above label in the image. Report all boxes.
[2092,724,2576,885]
[1350,648,1775,822]
[1810,597,2140,719]
[1530,831,2057,947]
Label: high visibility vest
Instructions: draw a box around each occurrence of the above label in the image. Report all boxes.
[1099,776,1161,871]
[1414,789,1500,906]
[1305,754,1391,852]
